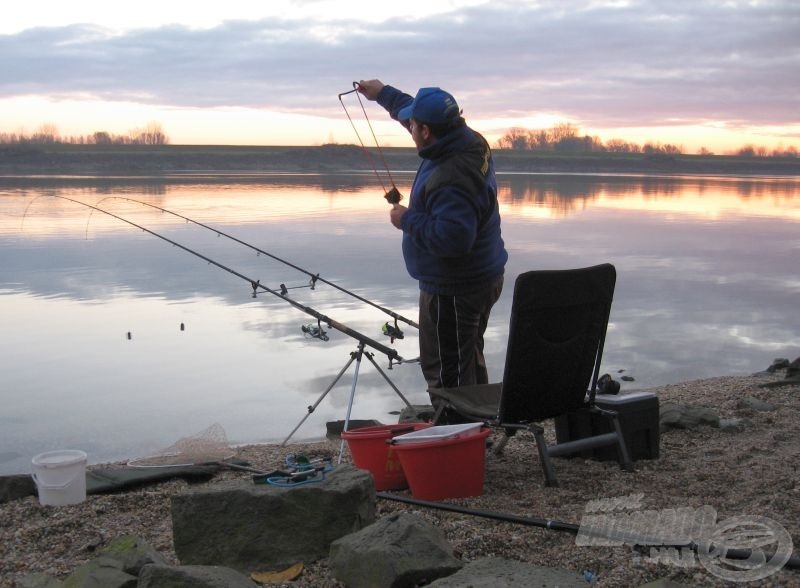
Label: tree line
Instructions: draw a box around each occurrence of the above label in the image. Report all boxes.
[496,123,799,158]
[3,119,797,158]
[0,122,169,146]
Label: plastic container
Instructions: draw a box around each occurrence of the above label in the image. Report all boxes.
[31,450,88,506]
[341,423,432,490]
[392,427,491,501]
[391,422,483,445]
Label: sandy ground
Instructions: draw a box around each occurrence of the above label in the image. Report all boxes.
[1,372,799,587]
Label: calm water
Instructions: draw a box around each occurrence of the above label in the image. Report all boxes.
[1,173,799,475]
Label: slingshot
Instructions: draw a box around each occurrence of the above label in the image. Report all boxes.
[338,81,403,204]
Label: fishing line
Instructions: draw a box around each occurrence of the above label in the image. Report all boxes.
[338,81,402,204]
[25,194,406,364]
[86,195,418,331]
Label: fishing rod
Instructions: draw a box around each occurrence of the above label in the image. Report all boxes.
[338,81,403,205]
[88,195,418,334]
[30,194,407,365]
[377,493,800,572]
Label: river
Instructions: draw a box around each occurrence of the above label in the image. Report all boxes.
[1,172,798,474]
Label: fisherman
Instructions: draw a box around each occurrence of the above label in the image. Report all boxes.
[357,80,508,415]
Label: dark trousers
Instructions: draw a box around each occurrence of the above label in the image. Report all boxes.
[418,276,504,392]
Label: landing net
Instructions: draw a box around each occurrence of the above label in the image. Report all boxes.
[127,422,235,468]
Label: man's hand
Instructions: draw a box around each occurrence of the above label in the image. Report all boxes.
[357,79,384,101]
[390,203,407,229]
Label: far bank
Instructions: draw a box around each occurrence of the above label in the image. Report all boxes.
[2,144,800,177]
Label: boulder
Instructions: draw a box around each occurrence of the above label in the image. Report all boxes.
[98,535,168,575]
[62,555,137,588]
[138,564,256,587]
[330,513,462,588]
[659,403,719,431]
[0,474,36,503]
[171,464,375,572]
[737,397,778,412]
[787,357,800,378]
[719,418,753,433]
[16,574,63,588]
[426,557,585,587]
[398,404,436,423]
[61,535,167,587]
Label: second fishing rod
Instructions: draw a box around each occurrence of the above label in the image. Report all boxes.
[43,194,408,365]
[91,195,418,339]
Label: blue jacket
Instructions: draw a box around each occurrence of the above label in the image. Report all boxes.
[378,86,508,295]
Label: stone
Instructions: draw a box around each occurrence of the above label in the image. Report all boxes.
[329,512,463,588]
[398,404,436,423]
[138,564,256,587]
[719,418,753,433]
[97,535,167,575]
[16,574,63,588]
[737,397,778,412]
[597,373,621,395]
[426,557,586,587]
[659,403,719,431]
[0,474,36,503]
[171,464,375,572]
[638,578,695,587]
[62,555,137,588]
[326,419,382,439]
[766,358,789,372]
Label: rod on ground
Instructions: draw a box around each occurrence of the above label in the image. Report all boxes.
[375,492,800,571]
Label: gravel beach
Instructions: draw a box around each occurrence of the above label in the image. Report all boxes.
[1,372,798,587]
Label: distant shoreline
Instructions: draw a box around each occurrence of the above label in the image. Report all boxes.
[2,143,800,178]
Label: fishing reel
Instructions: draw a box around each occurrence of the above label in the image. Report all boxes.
[301,320,329,341]
[382,319,404,343]
[384,187,402,204]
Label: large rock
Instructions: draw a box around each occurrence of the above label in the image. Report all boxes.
[659,403,719,431]
[426,557,586,587]
[98,535,168,575]
[61,535,166,588]
[138,564,256,587]
[62,556,137,588]
[398,404,436,423]
[171,464,375,572]
[16,574,63,588]
[0,474,36,503]
[329,513,463,588]
[737,396,777,412]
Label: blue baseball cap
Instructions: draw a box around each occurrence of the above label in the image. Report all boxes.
[397,87,461,124]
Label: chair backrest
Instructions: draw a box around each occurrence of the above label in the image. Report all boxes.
[497,263,616,424]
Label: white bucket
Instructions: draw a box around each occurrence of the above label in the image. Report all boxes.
[31,450,87,506]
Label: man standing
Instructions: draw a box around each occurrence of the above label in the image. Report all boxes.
[357,80,508,405]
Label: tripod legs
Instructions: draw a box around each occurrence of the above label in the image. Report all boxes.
[281,342,415,459]
[280,347,359,447]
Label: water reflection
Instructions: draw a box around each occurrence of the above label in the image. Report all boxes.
[1,173,799,474]
[498,174,800,217]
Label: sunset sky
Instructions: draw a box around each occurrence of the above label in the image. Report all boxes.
[1,0,798,153]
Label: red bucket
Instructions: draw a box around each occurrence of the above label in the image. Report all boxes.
[392,427,491,501]
[341,423,432,490]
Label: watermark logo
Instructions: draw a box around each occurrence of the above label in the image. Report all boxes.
[576,495,793,582]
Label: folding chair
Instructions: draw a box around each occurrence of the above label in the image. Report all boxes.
[429,263,633,487]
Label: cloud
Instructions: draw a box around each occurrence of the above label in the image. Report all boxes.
[1,1,798,129]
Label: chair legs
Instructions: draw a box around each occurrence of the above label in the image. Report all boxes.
[528,413,634,487]
[610,413,634,472]
[531,424,561,487]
